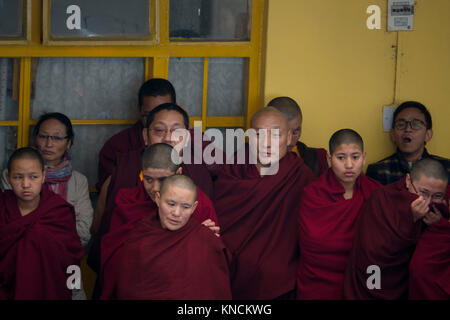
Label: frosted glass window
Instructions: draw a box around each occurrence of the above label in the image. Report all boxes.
[0,0,24,38]
[49,0,150,39]
[0,58,19,121]
[31,58,145,120]
[207,58,247,116]
[0,126,17,172]
[168,57,203,117]
[205,127,244,159]
[29,124,131,188]
[170,0,251,41]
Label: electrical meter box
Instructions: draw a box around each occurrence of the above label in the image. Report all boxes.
[388,0,414,31]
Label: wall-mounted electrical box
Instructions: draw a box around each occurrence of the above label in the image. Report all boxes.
[382,105,395,132]
[388,0,414,31]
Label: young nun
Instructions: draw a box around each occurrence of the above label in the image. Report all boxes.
[0,147,83,299]
[297,129,381,299]
[344,158,447,300]
[112,175,232,300]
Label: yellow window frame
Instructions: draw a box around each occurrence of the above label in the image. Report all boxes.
[0,0,265,153]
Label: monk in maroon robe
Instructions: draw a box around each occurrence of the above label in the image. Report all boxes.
[106,175,231,299]
[89,104,215,278]
[97,78,175,190]
[344,158,448,300]
[211,107,315,299]
[297,129,381,300]
[409,186,450,300]
[0,148,83,300]
[267,96,328,177]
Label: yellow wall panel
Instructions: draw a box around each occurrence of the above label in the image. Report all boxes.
[264,0,449,166]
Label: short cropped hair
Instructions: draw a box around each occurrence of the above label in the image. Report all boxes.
[329,129,364,155]
[138,78,176,108]
[141,143,181,173]
[145,103,190,130]
[267,96,302,121]
[160,174,197,201]
[393,101,432,130]
[410,158,448,184]
[33,112,74,146]
[8,147,45,173]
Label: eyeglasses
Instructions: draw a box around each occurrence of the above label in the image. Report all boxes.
[37,134,69,142]
[410,178,445,201]
[394,119,426,131]
[149,127,185,137]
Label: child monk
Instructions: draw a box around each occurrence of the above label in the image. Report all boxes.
[0,147,84,299]
[113,175,232,299]
[297,129,381,299]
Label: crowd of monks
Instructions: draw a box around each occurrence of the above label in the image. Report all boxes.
[0,78,449,300]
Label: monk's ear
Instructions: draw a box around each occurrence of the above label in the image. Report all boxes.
[326,152,332,168]
[191,201,198,213]
[142,128,149,147]
[405,173,412,190]
[42,168,47,185]
[424,129,433,143]
[154,191,161,207]
[362,151,367,167]
[286,128,293,148]
[176,167,183,175]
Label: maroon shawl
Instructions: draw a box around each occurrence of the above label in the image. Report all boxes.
[113,214,231,300]
[0,187,83,300]
[343,177,425,300]
[97,121,145,190]
[297,169,381,299]
[213,152,315,299]
[100,180,218,299]
[409,217,450,300]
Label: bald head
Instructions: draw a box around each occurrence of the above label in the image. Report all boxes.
[159,174,197,200]
[410,158,448,184]
[329,129,364,155]
[267,97,302,121]
[251,107,289,130]
[142,143,181,172]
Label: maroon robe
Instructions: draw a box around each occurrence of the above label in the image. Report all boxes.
[297,169,381,299]
[100,181,219,299]
[97,121,145,190]
[110,214,232,300]
[409,217,450,300]
[88,145,214,274]
[343,177,426,300]
[0,187,84,300]
[213,151,315,299]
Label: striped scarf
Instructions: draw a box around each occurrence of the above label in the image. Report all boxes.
[45,152,73,200]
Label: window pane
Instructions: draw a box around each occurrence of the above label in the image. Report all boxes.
[205,127,245,159]
[0,58,19,121]
[207,58,248,116]
[0,126,17,171]
[168,57,203,117]
[170,0,251,41]
[49,0,150,39]
[31,57,145,120]
[0,0,24,38]
[29,124,131,188]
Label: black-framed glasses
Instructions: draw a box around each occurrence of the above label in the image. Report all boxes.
[410,177,445,201]
[37,134,69,142]
[394,119,426,130]
[149,127,186,137]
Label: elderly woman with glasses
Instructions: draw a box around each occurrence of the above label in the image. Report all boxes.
[1,112,93,300]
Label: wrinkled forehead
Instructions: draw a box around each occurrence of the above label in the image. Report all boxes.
[142,167,175,179]
[413,174,448,192]
[152,110,186,127]
[161,185,196,203]
[251,112,288,131]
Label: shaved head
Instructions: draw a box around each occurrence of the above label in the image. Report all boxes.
[267,96,302,121]
[251,107,289,129]
[329,129,364,155]
[159,174,197,200]
[410,158,448,184]
[141,143,181,172]
[7,147,44,172]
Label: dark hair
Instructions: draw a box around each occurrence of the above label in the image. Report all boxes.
[393,101,432,130]
[8,147,45,172]
[329,128,364,155]
[145,103,190,130]
[267,96,302,121]
[138,78,176,108]
[410,158,448,183]
[33,112,74,146]
[142,143,181,172]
